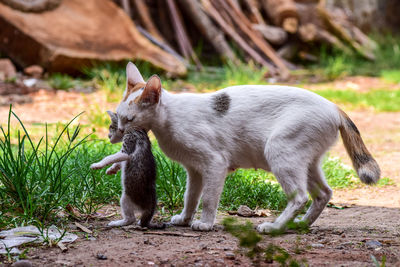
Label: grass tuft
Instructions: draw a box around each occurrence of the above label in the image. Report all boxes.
[0,106,89,223]
[48,73,76,90]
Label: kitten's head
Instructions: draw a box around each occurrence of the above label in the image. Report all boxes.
[116,62,162,134]
[106,110,123,144]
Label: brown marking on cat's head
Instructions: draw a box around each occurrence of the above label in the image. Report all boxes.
[123,82,146,101]
[134,75,162,106]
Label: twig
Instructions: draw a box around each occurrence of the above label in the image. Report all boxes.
[143,231,201,238]
[74,222,92,234]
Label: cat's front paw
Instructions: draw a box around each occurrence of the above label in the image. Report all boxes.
[107,219,135,227]
[90,163,103,170]
[256,222,285,234]
[191,220,213,231]
[170,214,191,226]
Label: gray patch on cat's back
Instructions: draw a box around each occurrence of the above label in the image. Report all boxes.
[212,92,231,115]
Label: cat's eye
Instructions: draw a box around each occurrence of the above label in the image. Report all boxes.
[127,116,135,122]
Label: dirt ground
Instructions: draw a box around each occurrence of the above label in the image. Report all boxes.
[1,76,399,266]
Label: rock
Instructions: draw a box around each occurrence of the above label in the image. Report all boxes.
[225,252,236,259]
[54,260,72,266]
[0,0,186,75]
[0,58,16,80]
[96,253,108,260]
[365,240,382,249]
[237,205,255,217]
[311,243,324,248]
[11,260,32,267]
[24,65,43,78]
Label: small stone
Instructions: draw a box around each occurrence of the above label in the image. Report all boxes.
[54,260,72,266]
[200,243,208,250]
[96,253,108,260]
[237,205,255,217]
[11,260,32,267]
[225,252,235,259]
[24,65,44,78]
[365,240,382,249]
[311,243,324,248]
[0,58,16,80]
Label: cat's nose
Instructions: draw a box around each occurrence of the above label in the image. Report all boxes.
[118,128,124,133]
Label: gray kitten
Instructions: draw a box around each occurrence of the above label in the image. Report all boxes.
[91,111,164,229]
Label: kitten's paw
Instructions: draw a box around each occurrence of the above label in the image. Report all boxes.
[256,222,285,234]
[90,163,103,170]
[170,214,191,226]
[106,166,119,175]
[107,219,135,227]
[191,220,213,231]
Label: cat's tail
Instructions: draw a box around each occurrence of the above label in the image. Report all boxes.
[338,108,380,184]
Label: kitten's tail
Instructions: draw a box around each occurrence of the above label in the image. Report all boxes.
[338,108,380,184]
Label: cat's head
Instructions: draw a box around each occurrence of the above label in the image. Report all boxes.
[116,62,162,134]
[106,110,123,144]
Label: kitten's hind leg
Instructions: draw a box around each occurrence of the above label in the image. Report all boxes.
[298,159,332,226]
[140,209,166,229]
[108,193,136,227]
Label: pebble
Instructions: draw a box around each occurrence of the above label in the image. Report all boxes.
[11,260,32,267]
[54,260,72,266]
[96,253,108,260]
[311,243,324,248]
[365,240,382,249]
[24,65,44,78]
[225,252,235,259]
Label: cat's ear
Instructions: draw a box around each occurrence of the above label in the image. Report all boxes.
[136,75,161,106]
[106,110,117,121]
[126,62,145,88]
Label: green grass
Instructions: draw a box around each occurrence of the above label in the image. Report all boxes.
[313,34,400,80]
[314,89,400,111]
[48,73,77,90]
[381,70,400,84]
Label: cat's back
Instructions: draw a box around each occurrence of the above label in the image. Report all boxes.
[217,85,339,118]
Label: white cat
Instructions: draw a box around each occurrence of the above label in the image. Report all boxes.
[115,62,380,233]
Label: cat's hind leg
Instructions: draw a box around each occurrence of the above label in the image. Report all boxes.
[258,142,309,233]
[257,165,309,234]
[108,193,136,227]
[298,158,332,226]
